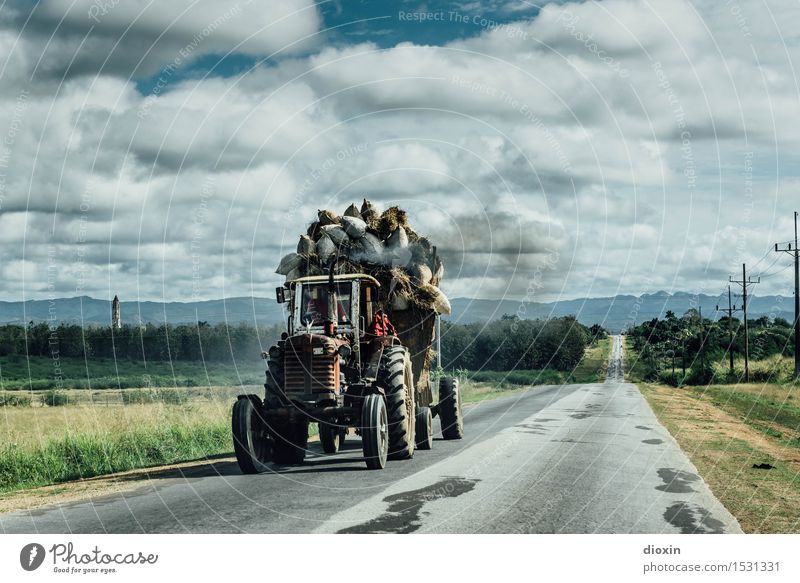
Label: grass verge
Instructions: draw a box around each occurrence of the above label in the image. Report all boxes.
[638,382,800,533]
[0,422,230,493]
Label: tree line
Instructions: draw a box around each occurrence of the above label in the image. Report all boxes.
[0,315,596,373]
[0,322,283,362]
[626,309,795,384]
[440,315,598,372]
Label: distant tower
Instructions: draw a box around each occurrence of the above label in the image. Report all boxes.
[112,295,121,329]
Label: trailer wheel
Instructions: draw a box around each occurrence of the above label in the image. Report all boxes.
[379,346,415,460]
[415,406,433,450]
[270,419,308,464]
[232,397,271,474]
[439,377,464,440]
[362,394,388,470]
[319,422,343,454]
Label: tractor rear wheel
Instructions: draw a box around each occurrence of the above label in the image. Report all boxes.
[415,405,433,450]
[319,422,344,454]
[379,346,415,460]
[361,394,388,470]
[270,419,308,464]
[439,377,464,440]
[232,397,271,474]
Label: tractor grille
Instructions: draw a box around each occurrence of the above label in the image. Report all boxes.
[284,335,340,398]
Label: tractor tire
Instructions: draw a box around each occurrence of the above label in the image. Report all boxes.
[415,405,433,450]
[439,377,464,440]
[319,422,344,454]
[378,346,415,460]
[361,394,388,470]
[232,397,271,474]
[270,418,308,464]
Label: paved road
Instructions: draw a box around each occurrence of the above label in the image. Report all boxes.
[0,336,741,533]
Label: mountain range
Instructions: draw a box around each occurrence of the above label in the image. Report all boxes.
[0,291,793,333]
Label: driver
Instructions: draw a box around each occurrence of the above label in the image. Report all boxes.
[306,288,348,325]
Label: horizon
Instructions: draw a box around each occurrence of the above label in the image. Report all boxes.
[0,287,791,305]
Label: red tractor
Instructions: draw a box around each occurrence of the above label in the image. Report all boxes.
[232,270,463,471]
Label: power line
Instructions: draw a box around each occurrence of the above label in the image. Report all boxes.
[749,245,778,271]
[755,252,782,277]
[760,261,793,280]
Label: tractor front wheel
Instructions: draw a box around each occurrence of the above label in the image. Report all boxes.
[361,394,388,470]
[232,397,271,474]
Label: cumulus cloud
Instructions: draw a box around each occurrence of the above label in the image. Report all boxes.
[1,0,799,305]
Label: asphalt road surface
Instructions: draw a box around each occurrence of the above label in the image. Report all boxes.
[0,336,741,533]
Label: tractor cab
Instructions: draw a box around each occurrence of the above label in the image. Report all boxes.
[279,273,380,340]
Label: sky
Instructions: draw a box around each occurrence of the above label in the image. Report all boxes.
[0,0,799,305]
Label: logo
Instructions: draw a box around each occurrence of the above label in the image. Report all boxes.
[20,543,46,571]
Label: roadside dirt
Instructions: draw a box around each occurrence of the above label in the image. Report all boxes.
[0,454,238,515]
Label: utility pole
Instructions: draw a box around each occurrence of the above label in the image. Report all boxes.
[716,285,741,373]
[774,211,800,379]
[730,264,760,382]
[699,306,705,373]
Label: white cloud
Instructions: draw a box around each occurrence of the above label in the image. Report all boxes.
[2,0,800,304]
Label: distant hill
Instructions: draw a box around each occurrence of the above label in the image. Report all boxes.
[0,291,793,332]
[448,292,794,332]
[0,296,286,328]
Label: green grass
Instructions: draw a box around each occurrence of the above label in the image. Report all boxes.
[624,337,653,383]
[0,422,230,493]
[467,369,569,387]
[568,336,611,383]
[695,385,800,431]
[0,355,266,390]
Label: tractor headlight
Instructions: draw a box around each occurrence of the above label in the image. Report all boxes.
[338,344,352,358]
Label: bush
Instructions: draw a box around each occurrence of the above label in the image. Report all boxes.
[686,360,714,385]
[121,388,188,405]
[121,389,157,405]
[157,388,188,405]
[42,390,71,406]
[469,369,565,386]
[658,371,684,387]
[0,393,32,407]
